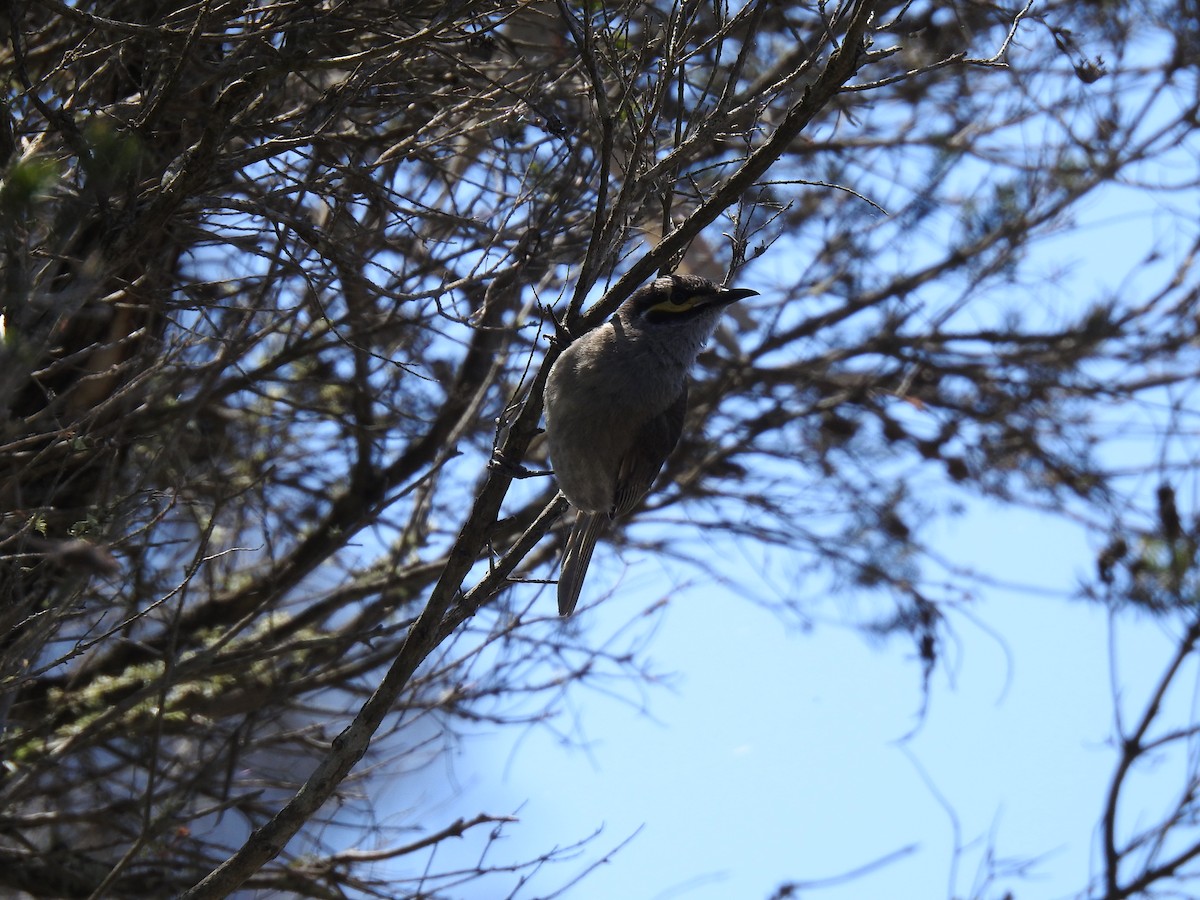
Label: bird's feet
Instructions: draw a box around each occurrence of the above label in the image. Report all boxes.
[489,446,552,479]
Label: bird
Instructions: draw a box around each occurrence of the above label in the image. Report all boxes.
[543,273,758,616]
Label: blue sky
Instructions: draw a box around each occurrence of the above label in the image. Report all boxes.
[369,482,1200,900]
[394,501,1170,900]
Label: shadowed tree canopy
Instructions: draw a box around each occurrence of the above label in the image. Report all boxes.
[1,0,1199,896]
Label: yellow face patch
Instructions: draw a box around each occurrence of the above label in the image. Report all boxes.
[644,290,717,316]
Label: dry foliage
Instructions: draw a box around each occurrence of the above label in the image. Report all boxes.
[2,0,1199,896]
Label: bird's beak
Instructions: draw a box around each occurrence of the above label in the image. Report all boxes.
[715,287,759,305]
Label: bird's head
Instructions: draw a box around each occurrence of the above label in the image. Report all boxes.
[625,274,758,326]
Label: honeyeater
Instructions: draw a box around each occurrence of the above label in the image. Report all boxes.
[543,274,757,615]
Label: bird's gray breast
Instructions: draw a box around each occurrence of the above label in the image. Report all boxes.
[544,319,689,514]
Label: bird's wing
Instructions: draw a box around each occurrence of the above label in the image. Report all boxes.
[610,383,688,518]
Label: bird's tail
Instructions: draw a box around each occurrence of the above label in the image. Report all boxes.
[558,510,605,617]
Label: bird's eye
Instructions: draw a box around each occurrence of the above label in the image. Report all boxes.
[670,293,689,306]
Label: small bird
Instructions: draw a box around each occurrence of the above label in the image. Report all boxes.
[543,273,758,616]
